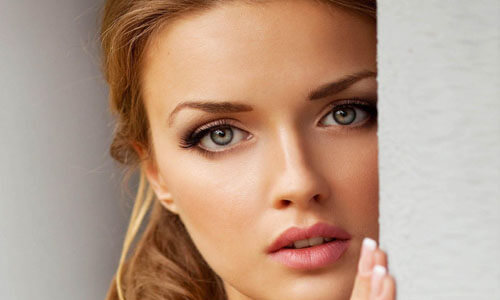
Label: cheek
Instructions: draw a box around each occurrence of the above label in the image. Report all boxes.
[158,154,260,266]
[325,131,379,235]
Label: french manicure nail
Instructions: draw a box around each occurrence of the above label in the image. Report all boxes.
[363,237,377,251]
[359,237,377,274]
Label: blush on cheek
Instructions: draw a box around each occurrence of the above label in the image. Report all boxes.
[171,172,253,236]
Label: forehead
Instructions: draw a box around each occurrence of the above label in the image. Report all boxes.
[141,0,376,111]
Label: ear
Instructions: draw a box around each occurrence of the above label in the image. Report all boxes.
[131,141,179,215]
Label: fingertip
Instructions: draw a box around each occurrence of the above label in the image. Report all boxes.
[362,237,377,251]
[358,237,377,274]
[373,265,387,276]
[369,265,387,298]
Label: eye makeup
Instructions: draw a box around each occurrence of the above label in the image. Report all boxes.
[178,118,249,159]
[318,97,377,129]
[178,97,377,159]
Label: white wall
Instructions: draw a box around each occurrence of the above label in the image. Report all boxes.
[0,1,129,299]
[378,1,500,299]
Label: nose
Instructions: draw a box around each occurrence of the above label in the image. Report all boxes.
[266,126,331,211]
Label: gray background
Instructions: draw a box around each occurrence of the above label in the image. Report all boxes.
[0,1,129,299]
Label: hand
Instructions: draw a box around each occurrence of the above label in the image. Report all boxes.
[349,238,396,300]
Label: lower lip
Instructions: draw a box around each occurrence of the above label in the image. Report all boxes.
[268,240,350,270]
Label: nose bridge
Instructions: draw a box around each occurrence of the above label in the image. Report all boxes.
[267,123,330,209]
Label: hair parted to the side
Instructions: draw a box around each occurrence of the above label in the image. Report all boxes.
[101,1,376,299]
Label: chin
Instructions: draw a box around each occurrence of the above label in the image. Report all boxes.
[263,269,356,300]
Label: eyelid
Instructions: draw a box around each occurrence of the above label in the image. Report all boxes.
[318,98,377,125]
[324,97,377,111]
[193,118,248,136]
[185,118,245,144]
[191,118,241,137]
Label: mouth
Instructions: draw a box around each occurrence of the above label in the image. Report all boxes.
[281,236,344,250]
[267,222,351,270]
[267,222,351,253]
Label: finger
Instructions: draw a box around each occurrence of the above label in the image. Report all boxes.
[376,276,396,300]
[369,265,387,300]
[358,237,377,275]
[374,249,388,270]
[350,238,377,300]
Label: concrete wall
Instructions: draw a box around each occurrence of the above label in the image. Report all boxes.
[378,1,500,299]
[0,1,128,299]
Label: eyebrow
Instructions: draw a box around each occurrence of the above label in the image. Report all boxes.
[168,70,376,127]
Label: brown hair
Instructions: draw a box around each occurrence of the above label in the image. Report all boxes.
[101,1,376,299]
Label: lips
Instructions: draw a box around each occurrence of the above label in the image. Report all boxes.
[266,222,352,270]
[266,222,351,254]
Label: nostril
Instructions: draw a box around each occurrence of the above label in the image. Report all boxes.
[280,199,292,207]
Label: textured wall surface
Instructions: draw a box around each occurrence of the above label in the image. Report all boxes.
[0,1,129,299]
[378,1,500,299]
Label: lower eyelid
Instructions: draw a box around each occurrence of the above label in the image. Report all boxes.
[196,132,253,158]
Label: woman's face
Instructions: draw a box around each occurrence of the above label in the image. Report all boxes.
[141,1,378,299]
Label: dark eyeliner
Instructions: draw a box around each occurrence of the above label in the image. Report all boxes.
[179,119,241,160]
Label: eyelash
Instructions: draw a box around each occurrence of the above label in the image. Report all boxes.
[178,98,377,159]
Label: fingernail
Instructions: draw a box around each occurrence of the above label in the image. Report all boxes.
[363,237,377,252]
[371,265,387,297]
[358,237,377,274]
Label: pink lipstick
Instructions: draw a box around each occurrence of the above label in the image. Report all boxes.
[267,222,351,270]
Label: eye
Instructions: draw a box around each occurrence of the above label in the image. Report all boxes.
[179,100,377,158]
[198,125,249,151]
[319,104,373,127]
[179,119,252,155]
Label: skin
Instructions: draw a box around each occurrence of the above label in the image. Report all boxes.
[139,0,395,299]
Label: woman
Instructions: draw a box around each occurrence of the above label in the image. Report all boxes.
[101,0,396,299]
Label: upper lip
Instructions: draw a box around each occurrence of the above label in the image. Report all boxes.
[266,222,352,253]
